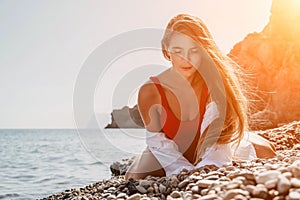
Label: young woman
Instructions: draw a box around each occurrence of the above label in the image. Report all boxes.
[125,14,275,180]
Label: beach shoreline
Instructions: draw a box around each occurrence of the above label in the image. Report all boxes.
[42,121,300,200]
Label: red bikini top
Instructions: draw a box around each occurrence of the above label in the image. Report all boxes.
[149,76,208,139]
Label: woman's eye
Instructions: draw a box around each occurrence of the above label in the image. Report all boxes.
[173,50,182,53]
[191,48,198,53]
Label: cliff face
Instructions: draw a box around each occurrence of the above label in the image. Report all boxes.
[229,0,300,130]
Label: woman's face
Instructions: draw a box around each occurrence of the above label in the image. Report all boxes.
[167,32,204,79]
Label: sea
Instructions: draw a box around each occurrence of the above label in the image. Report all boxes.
[0,129,147,200]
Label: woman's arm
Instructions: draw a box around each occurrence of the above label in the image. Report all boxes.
[138,82,194,176]
[137,83,162,132]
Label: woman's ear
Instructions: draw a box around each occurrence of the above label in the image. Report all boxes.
[162,49,171,61]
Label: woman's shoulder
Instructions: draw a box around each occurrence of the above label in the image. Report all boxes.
[138,79,160,102]
[139,69,170,97]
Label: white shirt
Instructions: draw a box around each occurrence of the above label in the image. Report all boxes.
[146,101,257,176]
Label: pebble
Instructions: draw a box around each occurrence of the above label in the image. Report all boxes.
[291,178,300,188]
[147,186,154,193]
[178,179,189,188]
[198,194,220,200]
[292,166,300,178]
[159,184,166,193]
[140,197,151,200]
[205,175,219,180]
[225,182,240,190]
[277,175,291,194]
[191,185,199,194]
[289,191,300,200]
[153,183,159,194]
[196,179,216,188]
[282,171,293,179]
[256,170,280,184]
[265,178,278,189]
[223,189,249,200]
[136,185,147,194]
[139,180,151,187]
[170,190,181,198]
[234,194,248,200]
[127,193,142,200]
[116,193,127,198]
[107,194,116,200]
[230,172,255,181]
[252,186,268,199]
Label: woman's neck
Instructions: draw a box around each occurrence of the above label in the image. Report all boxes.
[186,72,204,87]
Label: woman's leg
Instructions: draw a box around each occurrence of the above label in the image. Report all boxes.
[248,132,276,158]
[125,147,165,180]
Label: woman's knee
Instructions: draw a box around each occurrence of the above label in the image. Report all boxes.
[124,171,146,181]
[253,143,276,158]
[248,132,276,159]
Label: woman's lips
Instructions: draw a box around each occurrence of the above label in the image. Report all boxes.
[181,66,193,70]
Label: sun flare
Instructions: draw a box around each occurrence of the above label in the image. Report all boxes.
[272,0,300,18]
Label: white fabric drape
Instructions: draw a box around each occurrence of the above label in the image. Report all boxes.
[146,101,257,176]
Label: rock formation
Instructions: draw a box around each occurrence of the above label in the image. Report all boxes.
[229,0,300,130]
[105,105,144,128]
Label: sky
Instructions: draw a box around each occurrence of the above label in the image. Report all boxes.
[0,0,273,128]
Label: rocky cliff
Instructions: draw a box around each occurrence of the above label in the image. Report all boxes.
[229,0,300,130]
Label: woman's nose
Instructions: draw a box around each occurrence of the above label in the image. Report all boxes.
[182,51,192,62]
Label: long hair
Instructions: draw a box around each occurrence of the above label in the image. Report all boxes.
[161,14,248,162]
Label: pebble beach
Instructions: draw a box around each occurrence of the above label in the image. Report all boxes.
[42,121,300,200]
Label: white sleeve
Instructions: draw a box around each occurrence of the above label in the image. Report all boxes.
[200,101,219,135]
[195,143,232,168]
[146,131,194,176]
[196,101,232,168]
